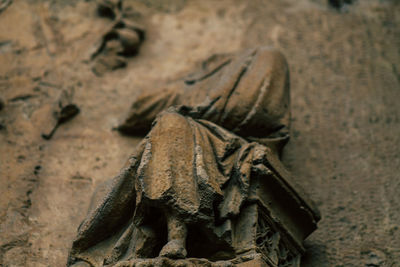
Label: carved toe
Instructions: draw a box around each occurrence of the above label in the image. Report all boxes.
[159,239,187,259]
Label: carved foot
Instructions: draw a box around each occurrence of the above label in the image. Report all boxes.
[159,239,187,259]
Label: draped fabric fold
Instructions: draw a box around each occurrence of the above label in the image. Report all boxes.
[68,47,291,266]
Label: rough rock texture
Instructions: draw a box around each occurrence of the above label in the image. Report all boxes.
[67,47,319,267]
[0,0,399,266]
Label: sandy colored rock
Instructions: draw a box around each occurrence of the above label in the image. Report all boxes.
[68,47,317,267]
[0,0,399,266]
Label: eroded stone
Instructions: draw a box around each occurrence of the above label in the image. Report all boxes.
[68,47,319,267]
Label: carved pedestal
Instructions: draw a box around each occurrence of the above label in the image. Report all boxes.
[231,152,320,267]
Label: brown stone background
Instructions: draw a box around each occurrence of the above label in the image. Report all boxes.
[0,0,399,266]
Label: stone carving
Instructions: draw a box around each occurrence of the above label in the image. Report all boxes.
[91,0,145,76]
[68,47,320,267]
[42,88,80,140]
[255,208,300,266]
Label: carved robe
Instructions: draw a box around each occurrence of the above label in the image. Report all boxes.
[68,47,291,266]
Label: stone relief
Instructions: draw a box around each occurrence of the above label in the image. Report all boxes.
[90,0,145,76]
[67,47,320,267]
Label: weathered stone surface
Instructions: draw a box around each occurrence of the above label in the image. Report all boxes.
[67,47,319,267]
[1,1,398,266]
[91,0,145,76]
[235,256,267,267]
[41,88,80,140]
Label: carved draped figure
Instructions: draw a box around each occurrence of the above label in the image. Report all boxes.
[68,47,291,266]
